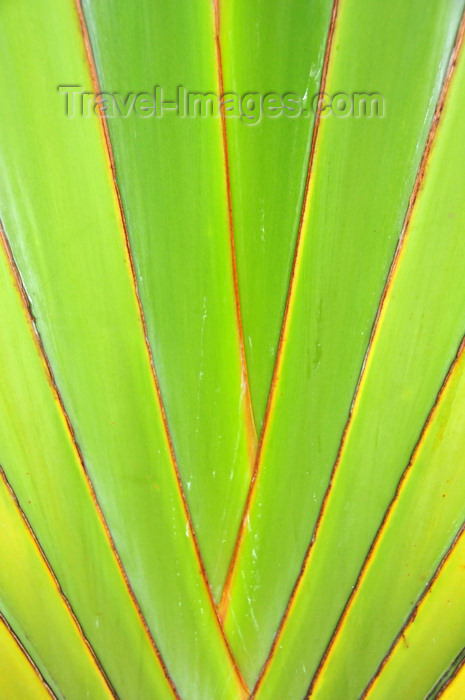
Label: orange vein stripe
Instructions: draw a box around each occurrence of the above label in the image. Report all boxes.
[213,0,257,469]
[336,6,465,413]
[306,333,465,697]
[362,521,465,698]
[435,650,465,699]
[218,0,341,622]
[0,219,178,699]
[252,12,465,694]
[0,465,116,698]
[0,614,55,699]
[73,2,248,694]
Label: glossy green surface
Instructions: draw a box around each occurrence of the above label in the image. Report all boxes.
[225,0,465,687]
[220,0,334,429]
[81,0,255,598]
[313,340,465,698]
[0,618,52,700]
[1,0,465,697]
[255,18,465,697]
[366,529,465,700]
[0,1,242,697]
[0,230,173,697]
[0,475,113,699]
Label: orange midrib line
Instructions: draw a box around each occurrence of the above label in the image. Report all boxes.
[0,464,117,699]
[73,2,248,694]
[0,614,55,699]
[253,12,465,696]
[0,216,179,700]
[213,0,257,696]
[306,333,465,697]
[362,521,465,699]
[218,0,341,624]
[213,0,258,468]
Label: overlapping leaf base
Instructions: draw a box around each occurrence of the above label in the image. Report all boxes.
[0,1,465,698]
